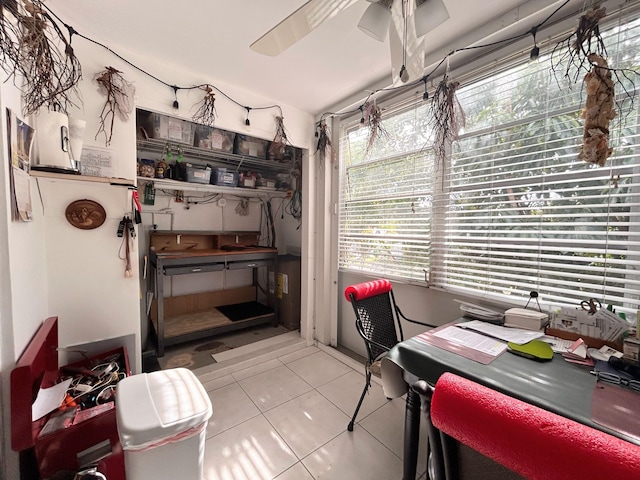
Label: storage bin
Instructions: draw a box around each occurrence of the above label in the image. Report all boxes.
[138,110,195,146]
[185,164,211,184]
[234,134,268,158]
[213,168,239,187]
[194,125,235,152]
[116,368,212,480]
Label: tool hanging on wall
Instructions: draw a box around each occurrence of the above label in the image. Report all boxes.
[117,216,135,277]
[131,190,142,224]
[143,182,155,205]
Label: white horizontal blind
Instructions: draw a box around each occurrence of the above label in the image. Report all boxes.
[338,9,640,314]
[430,14,640,313]
[338,103,434,282]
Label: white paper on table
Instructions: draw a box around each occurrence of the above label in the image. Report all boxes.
[32,378,72,421]
[433,326,508,357]
[456,320,545,345]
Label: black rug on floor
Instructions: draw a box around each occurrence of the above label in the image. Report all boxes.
[217,301,274,322]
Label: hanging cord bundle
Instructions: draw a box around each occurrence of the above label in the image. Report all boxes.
[191,84,217,126]
[12,0,82,115]
[430,67,465,167]
[94,66,135,146]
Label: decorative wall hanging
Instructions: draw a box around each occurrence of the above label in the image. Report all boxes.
[431,73,465,165]
[6,0,82,115]
[94,66,135,146]
[65,199,106,230]
[191,84,216,126]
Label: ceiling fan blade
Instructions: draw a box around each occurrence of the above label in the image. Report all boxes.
[389,3,425,83]
[251,0,359,56]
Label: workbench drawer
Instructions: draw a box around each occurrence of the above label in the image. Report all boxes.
[163,263,225,275]
[226,259,273,270]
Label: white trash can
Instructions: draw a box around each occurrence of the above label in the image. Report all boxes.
[116,368,212,480]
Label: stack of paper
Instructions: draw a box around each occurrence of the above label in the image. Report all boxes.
[561,338,594,366]
[550,307,630,342]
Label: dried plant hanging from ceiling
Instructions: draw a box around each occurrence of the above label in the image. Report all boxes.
[430,72,465,166]
[268,115,289,161]
[363,101,387,155]
[315,120,333,169]
[551,5,639,166]
[191,84,216,126]
[4,0,82,115]
[578,54,615,166]
[94,66,135,146]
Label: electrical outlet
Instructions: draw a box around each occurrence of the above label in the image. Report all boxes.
[286,190,293,199]
[218,198,227,207]
[175,190,184,203]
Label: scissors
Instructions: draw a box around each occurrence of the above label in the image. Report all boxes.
[580,298,602,314]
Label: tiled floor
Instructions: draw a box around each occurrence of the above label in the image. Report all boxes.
[194,333,429,480]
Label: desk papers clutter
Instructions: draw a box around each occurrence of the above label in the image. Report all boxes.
[550,306,630,343]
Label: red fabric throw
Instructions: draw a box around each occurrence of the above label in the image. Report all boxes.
[344,279,392,302]
[430,372,640,480]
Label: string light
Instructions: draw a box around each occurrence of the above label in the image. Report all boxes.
[172,86,179,109]
[245,107,251,126]
[529,26,540,62]
[422,76,429,101]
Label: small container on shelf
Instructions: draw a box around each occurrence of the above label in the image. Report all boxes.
[213,168,239,187]
[185,164,211,184]
[139,159,155,178]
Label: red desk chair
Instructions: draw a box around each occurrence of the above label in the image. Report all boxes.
[414,372,640,480]
[344,279,436,432]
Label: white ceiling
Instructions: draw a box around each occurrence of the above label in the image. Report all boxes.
[48,0,565,116]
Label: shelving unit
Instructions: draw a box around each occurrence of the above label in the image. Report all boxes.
[137,176,289,197]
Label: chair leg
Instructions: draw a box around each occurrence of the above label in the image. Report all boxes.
[348,370,371,431]
[403,387,421,480]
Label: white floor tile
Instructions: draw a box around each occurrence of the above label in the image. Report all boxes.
[264,390,350,459]
[286,351,353,388]
[317,370,390,420]
[202,373,236,392]
[207,383,261,438]
[360,397,428,476]
[238,365,313,412]
[232,358,283,381]
[203,415,298,480]
[278,345,320,364]
[302,427,403,480]
[273,462,315,480]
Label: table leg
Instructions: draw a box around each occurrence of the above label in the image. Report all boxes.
[403,387,421,480]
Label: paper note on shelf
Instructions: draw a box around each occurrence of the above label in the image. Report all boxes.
[32,378,72,421]
[432,325,508,357]
[456,320,545,345]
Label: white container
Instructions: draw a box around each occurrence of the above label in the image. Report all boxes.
[116,368,212,480]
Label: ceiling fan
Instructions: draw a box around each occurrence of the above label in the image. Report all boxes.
[250,0,450,84]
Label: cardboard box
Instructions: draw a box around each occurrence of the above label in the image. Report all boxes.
[268,255,301,330]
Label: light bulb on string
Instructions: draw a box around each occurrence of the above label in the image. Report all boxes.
[399,65,409,83]
[422,76,429,101]
[529,27,539,63]
[245,107,251,130]
[172,86,179,109]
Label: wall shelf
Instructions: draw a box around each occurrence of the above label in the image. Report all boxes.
[136,138,294,175]
[30,169,135,188]
[138,177,289,198]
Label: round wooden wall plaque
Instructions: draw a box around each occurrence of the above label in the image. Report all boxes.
[65,199,106,230]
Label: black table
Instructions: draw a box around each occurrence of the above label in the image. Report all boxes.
[381,324,640,480]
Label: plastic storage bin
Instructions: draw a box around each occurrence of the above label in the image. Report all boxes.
[115,368,212,480]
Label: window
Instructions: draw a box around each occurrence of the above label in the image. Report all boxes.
[339,11,640,315]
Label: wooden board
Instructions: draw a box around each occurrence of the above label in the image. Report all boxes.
[149,286,256,321]
[150,231,260,252]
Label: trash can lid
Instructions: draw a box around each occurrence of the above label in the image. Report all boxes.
[116,368,212,449]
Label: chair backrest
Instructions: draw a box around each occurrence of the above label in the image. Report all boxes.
[429,372,640,480]
[344,279,402,362]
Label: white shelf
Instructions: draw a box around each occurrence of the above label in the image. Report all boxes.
[30,169,135,187]
[138,177,288,197]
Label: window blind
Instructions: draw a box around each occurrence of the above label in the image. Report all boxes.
[338,10,640,314]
